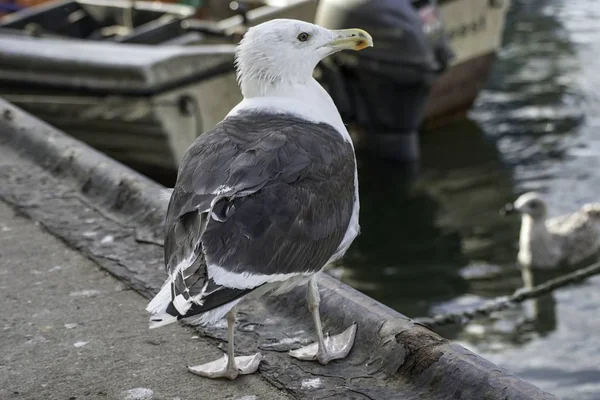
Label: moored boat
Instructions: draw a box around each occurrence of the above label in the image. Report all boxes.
[0,0,317,177]
[0,0,509,172]
[423,0,510,129]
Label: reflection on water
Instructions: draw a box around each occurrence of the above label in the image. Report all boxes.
[339,119,519,317]
[337,0,600,398]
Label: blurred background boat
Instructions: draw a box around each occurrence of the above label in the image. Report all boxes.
[0,0,318,181]
[315,0,510,161]
[422,0,510,129]
[0,0,510,173]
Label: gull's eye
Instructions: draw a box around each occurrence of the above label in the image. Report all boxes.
[297,32,310,42]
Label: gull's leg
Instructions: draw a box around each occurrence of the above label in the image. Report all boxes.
[289,276,357,364]
[188,307,263,380]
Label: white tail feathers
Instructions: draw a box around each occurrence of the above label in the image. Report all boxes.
[146,280,171,314]
[146,280,177,329]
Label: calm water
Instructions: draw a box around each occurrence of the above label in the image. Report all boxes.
[336,0,600,398]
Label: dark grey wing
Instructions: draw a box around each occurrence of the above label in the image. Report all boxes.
[162,126,248,317]
[201,114,356,285]
[162,112,356,319]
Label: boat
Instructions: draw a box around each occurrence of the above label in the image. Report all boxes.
[0,0,509,174]
[314,0,510,161]
[0,0,319,179]
[422,0,511,129]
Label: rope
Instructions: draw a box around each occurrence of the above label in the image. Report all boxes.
[414,261,600,328]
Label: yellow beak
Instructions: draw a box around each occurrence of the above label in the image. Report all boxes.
[327,28,374,51]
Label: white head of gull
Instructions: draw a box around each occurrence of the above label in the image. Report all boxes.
[504,192,600,268]
[230,18,372,141]
[145,19,372,380]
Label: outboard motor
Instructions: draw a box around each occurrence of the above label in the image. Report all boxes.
[315,0,453,163]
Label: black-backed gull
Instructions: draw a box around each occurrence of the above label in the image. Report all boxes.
[503,192,600,268]
[146,18,373,380]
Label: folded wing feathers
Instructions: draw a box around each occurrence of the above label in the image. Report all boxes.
[148,114,356,327]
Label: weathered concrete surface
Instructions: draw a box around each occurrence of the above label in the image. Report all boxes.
[0,98,556,399]
[0,199,289,400]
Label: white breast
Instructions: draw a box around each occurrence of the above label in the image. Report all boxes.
[228,78,352,143]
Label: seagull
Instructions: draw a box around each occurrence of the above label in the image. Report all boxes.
[145,19,373,380]
[502,192,600,268]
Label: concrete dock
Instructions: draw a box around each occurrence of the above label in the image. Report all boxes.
[0,198,288,400]
[0,98,556,399]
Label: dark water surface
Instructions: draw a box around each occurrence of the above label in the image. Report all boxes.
[336,0,600,398]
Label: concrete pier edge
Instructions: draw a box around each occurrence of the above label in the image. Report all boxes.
[0,98,555,399]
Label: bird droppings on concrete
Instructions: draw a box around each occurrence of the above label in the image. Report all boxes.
[64,323,77,329]
[119,388,154,400]
[100,235,114,244]
[301,378,322,389]
[69,290,101,298]
[48,265,63,272]
[240,323,259,331]
[73,341,88,348]
[26,335,48,345]
[114,282,128,292]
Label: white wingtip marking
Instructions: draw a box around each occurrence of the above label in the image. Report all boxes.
[172,294,192,315]
[207,264,313,289]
